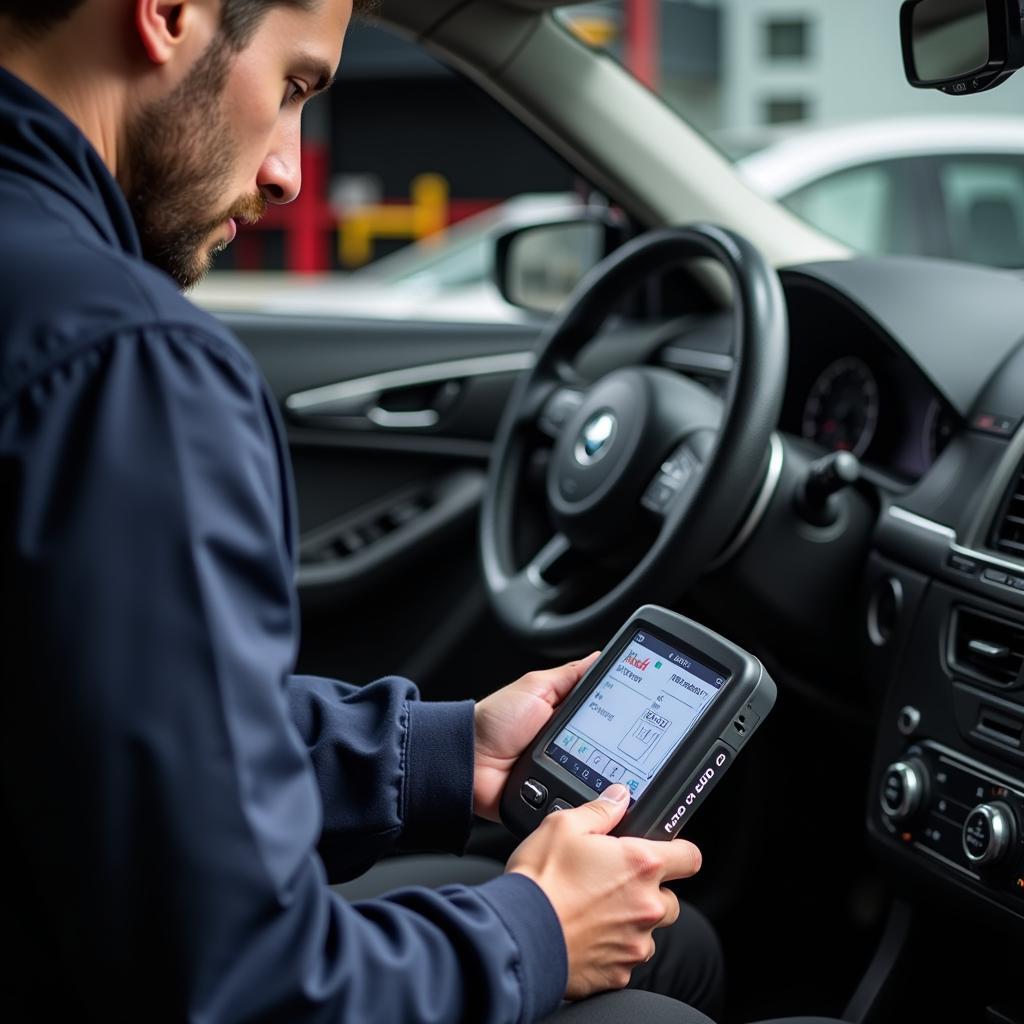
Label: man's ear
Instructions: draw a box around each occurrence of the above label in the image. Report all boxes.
[134,1,217,66]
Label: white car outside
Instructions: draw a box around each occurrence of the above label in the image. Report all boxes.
[737,116,1024,267]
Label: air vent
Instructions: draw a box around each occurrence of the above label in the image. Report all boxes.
[950,607,1024,689]
[991,459,1024,560]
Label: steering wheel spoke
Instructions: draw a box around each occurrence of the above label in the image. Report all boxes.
[501,534,574,626]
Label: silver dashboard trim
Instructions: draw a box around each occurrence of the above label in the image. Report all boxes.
[886,506,956,539]
[887,506,1024,575]
[950,542,1024,575]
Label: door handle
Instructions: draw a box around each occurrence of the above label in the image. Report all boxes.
[366,378,462,429]
[284,352,535,430]
[366,406,441,429]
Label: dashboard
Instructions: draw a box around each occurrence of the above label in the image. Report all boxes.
[778,273,959,484]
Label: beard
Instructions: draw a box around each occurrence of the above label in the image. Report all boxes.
[120,39,267,290]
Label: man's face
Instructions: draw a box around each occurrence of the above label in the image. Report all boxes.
[121,0,350,290]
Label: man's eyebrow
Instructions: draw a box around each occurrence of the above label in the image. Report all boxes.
[293,54,337,95]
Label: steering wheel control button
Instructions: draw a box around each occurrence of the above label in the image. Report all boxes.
[881,760,927,822]
[661,445,699,484]
[962,802,1016,866]
[546,798,574,815]
[520,779,548,809]
[897,706,921,737]
[642,474,681,514]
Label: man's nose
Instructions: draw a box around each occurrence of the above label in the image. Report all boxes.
[257,134,302,205]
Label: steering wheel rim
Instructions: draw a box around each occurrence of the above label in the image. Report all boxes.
[480,224,788,654]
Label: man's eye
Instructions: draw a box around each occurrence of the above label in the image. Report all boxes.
[284,80,307,107]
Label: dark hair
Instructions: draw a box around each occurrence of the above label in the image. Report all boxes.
[1,1,373,46]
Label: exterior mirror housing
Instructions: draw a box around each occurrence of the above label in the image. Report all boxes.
[901,0,1024,94]
[494,214,626,316]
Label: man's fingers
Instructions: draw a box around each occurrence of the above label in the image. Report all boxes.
[657,887,680,929]
[556,783,630,835]
[658,839,703,882]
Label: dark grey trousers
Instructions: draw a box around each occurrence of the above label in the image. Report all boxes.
[333,855,843,1024]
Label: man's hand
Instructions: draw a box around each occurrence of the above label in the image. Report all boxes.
[472,653,600,822]
[507,784,702,1000]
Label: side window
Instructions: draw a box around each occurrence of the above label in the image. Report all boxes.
[781,162,904,255]
[933,155,1024,268]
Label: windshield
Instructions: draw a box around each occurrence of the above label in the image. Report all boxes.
[558,1,1024,268]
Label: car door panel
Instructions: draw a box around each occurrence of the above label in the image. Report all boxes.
[217,311,548,695]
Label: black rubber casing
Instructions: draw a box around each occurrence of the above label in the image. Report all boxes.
[500,605,777,840]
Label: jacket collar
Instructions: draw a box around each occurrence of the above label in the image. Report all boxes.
[0,65,142,259]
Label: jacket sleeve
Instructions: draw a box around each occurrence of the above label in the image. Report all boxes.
[0,324,567,1023]
[286,673,478,879]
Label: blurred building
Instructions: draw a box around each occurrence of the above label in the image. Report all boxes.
[720,0,1021,139]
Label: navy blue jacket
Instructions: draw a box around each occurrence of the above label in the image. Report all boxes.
[0,67,565,1022]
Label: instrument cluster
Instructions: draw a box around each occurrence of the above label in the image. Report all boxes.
[780,281,960,483]
[796,354,958,480]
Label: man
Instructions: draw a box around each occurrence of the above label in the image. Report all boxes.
[0,2,715,1020]
[0,4,838,1023]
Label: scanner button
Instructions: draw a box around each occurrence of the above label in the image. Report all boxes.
[547,799,574,814]
[521,779,548,809]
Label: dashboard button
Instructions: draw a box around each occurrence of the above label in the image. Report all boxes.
[983,569,1010,585]
[521,779,548,809]
[962,802,1016,866]
[972,413,1018,437]
[880,759,928,822]
[947,553,978,575]
[897,705,921,736]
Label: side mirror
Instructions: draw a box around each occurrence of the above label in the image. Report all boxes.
[901,0,1024,94]
[494,215,626,316]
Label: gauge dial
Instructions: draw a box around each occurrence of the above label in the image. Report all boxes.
[923,398,957,464]
[802,357,880,458]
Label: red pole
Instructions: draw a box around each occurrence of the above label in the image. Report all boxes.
[288,143,330,274]
[625,0,659,91]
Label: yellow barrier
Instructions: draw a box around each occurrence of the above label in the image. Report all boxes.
[338,173,450,267]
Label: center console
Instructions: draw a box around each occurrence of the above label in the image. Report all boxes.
[867,421,1024,931]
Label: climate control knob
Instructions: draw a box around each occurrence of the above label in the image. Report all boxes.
[880,759,928,822]
[962,802,1017,867]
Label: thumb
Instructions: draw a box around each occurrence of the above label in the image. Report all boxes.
[533,651,601,707]
[562,783,631,835]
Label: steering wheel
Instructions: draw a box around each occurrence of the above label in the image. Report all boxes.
[480,225,789,654]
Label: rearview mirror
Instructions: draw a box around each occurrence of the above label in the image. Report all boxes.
[494,216,626,315]
[901,0,1024,94]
